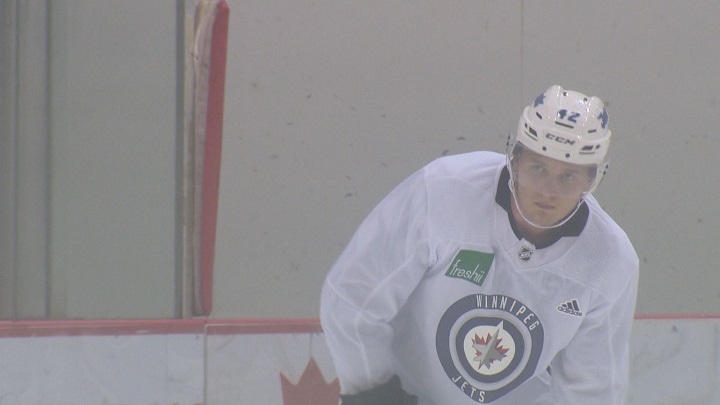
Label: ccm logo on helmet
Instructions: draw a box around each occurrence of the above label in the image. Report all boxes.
[545,133,575,145]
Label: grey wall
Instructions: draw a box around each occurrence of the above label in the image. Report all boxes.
[48,1,180,318]
[4,1,718,319]
[211,0,720,318]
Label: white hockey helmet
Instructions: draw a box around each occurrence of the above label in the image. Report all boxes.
[508,85,611,194]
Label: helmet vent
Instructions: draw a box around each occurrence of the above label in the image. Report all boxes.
[527,126,538,139]
[579,145,601,155]
[555,121,574,129]
[536,112,543,119]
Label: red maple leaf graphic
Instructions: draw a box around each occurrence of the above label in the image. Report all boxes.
[474,333,502,348]
[472,333,510,369]
[280,357,340,405]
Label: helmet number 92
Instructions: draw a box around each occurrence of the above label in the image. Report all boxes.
[557,109,580,123]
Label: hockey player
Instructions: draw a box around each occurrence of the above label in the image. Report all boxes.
[320,85,639,404]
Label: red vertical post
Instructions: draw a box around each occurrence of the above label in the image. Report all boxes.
[200,0,229,316]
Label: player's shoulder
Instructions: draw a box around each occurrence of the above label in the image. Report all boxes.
[572,197,639,294]
[584,196,635,258]
[422,151,504,183]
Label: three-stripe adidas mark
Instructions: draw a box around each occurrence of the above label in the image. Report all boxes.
[557,299,583,316]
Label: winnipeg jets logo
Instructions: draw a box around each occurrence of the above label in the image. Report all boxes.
[468,321,513,373]
[436,295,544,403]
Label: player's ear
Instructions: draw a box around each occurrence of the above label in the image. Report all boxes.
[509,148,522,173]
[585,165,598,187]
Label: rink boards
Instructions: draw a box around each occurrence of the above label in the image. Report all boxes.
[0,317,717,404]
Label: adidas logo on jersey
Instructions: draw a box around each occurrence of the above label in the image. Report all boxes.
[556,299,583,316]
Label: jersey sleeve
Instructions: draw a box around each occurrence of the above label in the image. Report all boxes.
[320,168,432,395]
[548,262,639,404]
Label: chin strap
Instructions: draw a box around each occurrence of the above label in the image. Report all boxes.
[508,178,586,230]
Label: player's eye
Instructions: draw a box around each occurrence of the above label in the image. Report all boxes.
[558,172,577,183]
[530,164,547,176]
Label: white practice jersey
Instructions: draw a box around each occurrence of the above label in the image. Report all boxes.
[321,151,639,404]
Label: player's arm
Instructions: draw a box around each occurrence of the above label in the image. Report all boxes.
[320,169,431,397]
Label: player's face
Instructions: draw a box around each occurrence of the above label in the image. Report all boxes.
[511,149,595,227]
